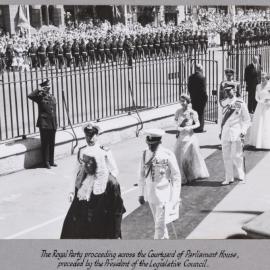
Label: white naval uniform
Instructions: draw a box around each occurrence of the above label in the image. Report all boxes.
[139,146,181,239]
[220,97,251,182]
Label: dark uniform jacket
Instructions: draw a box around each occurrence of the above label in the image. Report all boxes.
[28,90,57,130]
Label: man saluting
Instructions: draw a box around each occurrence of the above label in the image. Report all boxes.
[28,79,57,169]
[219,85,251,185]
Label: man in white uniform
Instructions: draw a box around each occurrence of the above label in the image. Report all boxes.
[220,86,251,185]
[138,129,181,239]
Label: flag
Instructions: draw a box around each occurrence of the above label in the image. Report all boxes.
[113,6,121,18]
[16,5,30,29]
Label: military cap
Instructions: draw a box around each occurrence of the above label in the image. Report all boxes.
[82,122,101,136]
[144,128,165,144]
[39,79,50,88]
[224,68,235,75]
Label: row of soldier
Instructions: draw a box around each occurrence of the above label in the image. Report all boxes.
[220,21,270,50]
[2,30,209,71]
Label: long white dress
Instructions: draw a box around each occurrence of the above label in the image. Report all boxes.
[174,107,209,184]
[249,83,270,149]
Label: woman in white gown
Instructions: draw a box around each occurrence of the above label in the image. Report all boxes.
[174,94,209,184]
[249,72,270,149]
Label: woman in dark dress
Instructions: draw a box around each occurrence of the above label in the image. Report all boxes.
[60,123,125,239]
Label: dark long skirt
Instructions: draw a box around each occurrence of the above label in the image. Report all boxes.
[60,176,125,239]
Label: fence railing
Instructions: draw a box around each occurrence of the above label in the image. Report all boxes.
[0,49,221,142]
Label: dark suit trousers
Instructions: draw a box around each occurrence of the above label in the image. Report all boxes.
[40,128,56,165]
[247,86,257,113]
[192,99,207,132]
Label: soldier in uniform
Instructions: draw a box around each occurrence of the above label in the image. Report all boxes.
[202,31,208,53]
[97,37,105,64]
[5,42,15,71]
[193,31,199,54]
[218,68,240,125]
[117,36,124,62]
[104,37,112,63]
[79,38,88,67]
[64,41,73,67]
[135,34,144,59]
[164,32,170,56]
[169,32,176,56]
[142,34,149,58]
[46,41,55,67]
[148,34,155,58]
[219,86,251,185]
[28,42,38,69]
[72,39,80,67]
[183,31,189,54]
[178,32,184,54]
[124,36,133,67]
[37,41,47,68]
[138,129,181,239]
[86,38,96,65]
[54,41,64,69]
[110,36,118,62]
[27,79,57,169]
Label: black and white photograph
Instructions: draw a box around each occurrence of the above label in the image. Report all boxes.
[0,2,270,248]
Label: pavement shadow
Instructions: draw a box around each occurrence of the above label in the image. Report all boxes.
[200,144,221,150]
[185,179,225,187]
[4,137,43,169]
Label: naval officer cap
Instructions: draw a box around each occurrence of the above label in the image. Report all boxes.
[82,122,101,137]
[225,68,235,75]
[39,79,51,88]
[144,128,165,144]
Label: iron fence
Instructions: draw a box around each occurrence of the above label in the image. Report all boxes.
[0,50,220,142]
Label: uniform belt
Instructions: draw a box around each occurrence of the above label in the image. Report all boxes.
[38,52,46,54]
[171,42,175,45]
[149,45,154,47]
[48,52,54,54]
[137,45,142,47]
[112,48,117,50]
[99,49,104,51]
[105,49,110,51]
[30,53,36,56]
[155,44,160,46]
[57,54,63,56]
[142,45,148,47]
[82,52,87,54]
[65,52,71,54]
[89,50,95,52]
[74,53,79,54]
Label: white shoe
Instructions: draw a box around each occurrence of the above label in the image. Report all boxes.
[221,180,234,185]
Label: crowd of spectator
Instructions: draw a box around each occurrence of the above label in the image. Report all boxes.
[0,8,270,72]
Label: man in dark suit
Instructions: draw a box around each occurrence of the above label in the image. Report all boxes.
[244,55,262,113]
[188,64,208,133]
[28,80,57,169]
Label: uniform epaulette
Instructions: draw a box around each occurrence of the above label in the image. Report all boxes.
[100,145,110,151]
